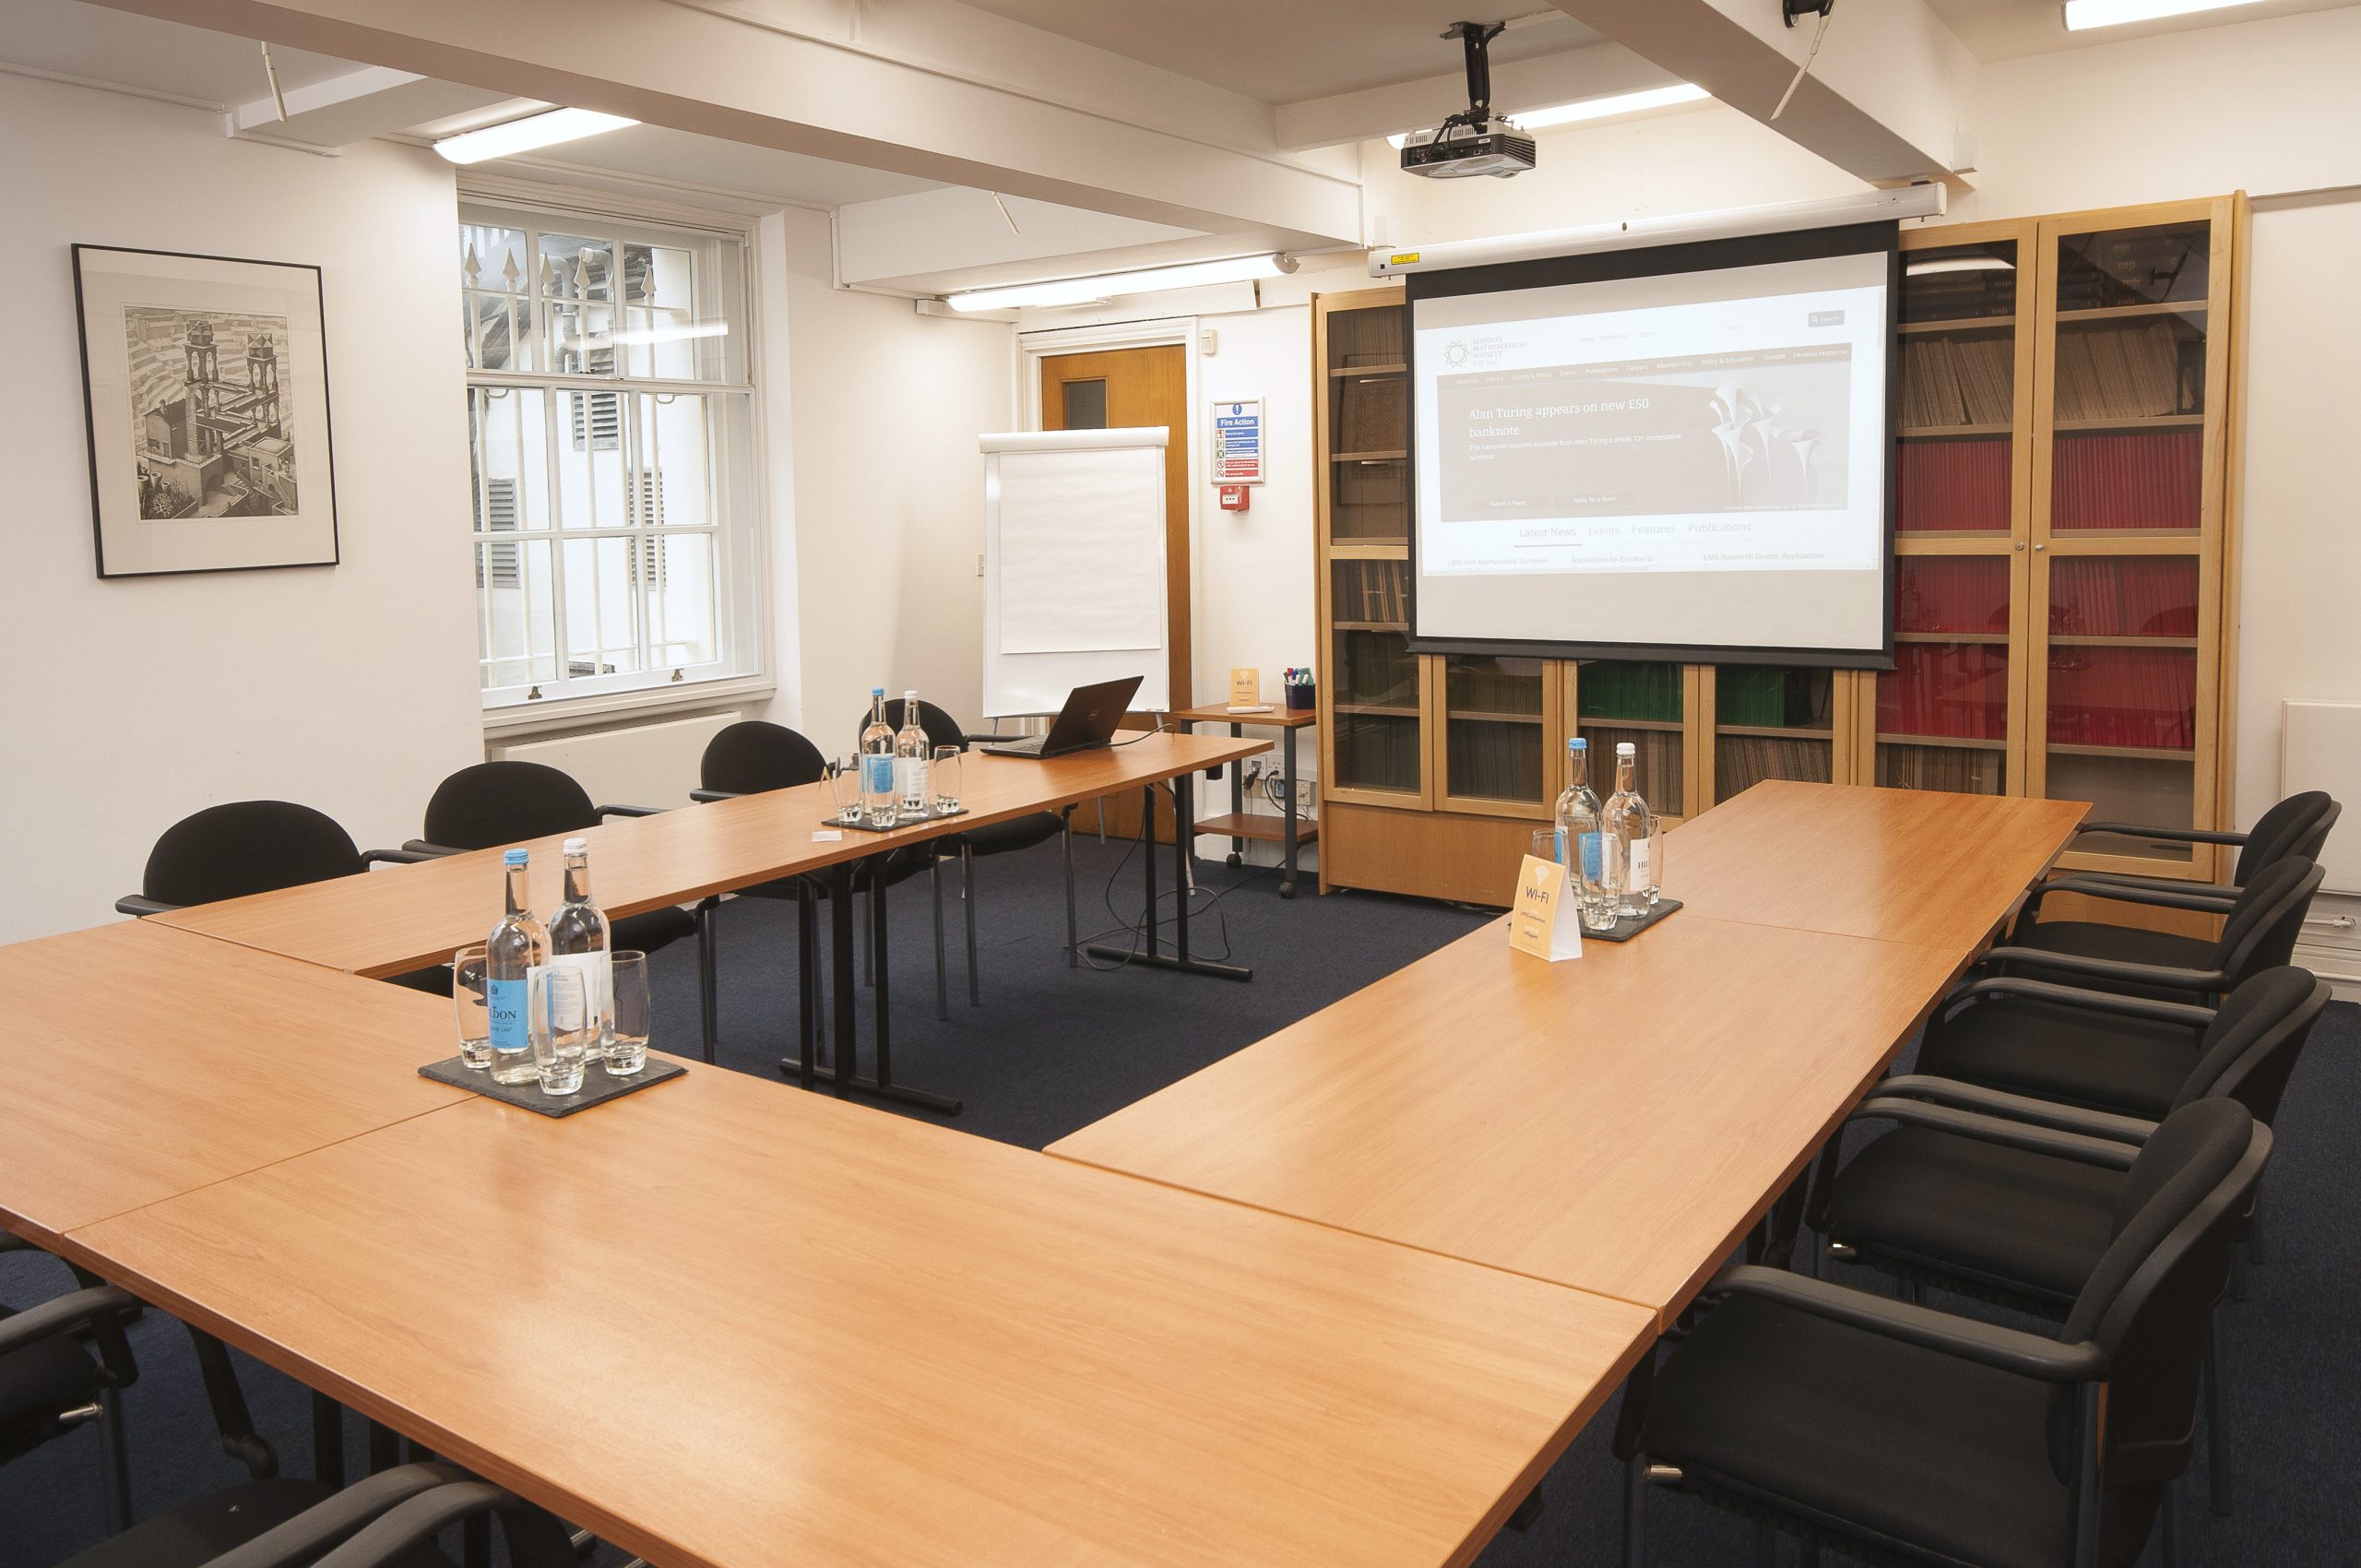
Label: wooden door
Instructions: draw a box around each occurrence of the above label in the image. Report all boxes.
[1041,345,1190,840]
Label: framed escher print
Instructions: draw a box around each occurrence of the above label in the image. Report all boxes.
[72,244,339,577]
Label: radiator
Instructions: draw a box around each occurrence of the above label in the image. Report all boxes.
[493,711,742,812]
[2280,700,2361,895]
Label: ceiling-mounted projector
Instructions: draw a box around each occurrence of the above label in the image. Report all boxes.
[1399,20,1536,180]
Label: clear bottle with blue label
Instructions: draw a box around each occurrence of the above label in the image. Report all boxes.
[860,686,899,828]
[485,849,549,1086]
[1554,737,1616,931]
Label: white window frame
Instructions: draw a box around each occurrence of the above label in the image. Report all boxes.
[460,184,770,734]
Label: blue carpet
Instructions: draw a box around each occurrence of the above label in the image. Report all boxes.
[5,832,2355,1565]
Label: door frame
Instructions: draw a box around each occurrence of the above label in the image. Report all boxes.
[1017,316,1204,713]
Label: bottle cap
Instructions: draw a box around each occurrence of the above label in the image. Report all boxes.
[1617,742,1636,755]
[872,686,885,696]
[904,689,919,701]
[1568,737,1587,751]
[563,837,587,854]
[504,849,529,866]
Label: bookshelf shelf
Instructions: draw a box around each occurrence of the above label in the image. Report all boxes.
[1718,723,1833,741]
[2054,414,2205,432]
[1334,620,1406,633]
[1331,449,1407,463]
[1900,316,2015,335]
[2048,743,2198,762]
[2058,301,2207,322]
[1449,709,1544,725]
[1578,715,1683,732]
[1899,423,2013,439]
[1335,702,1419,718]
[2049,635,2200,649]
[1896,631,2011,645]
[1328,363,1406,377]
[1878,732,2009,752]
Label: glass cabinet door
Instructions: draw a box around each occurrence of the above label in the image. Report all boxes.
[1437,655,1554,816]
[2033,208,2226,872]
[1572,660,1686,819]
[1328,554,1424,799]
[1881,224,2033,796]
[1712,665,1839,801]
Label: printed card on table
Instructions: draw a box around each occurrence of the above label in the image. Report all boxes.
[1508,853,1583,963]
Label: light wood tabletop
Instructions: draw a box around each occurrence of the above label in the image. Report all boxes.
[153,731,1266,980]
[1051,911,1968,1326]
[0,920,464,1248]
[1658,781,2088,950]
[63,1063,1655,1568]
[1164,703,1318,728]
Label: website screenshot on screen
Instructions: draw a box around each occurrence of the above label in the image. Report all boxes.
[1414,258,1889,582]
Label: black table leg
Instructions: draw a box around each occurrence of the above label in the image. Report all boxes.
[1085,780,1252,981]
[1226,720,1246,867]
[311,1392,343,1488]
[788,855,963,1116]
[1280,722,1300,898]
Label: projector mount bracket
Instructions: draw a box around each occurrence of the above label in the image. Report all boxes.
[1437,19,1509,138]
[1783,0,1835,26]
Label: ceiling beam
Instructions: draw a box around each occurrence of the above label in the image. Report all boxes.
[1548,0,1976,183]
[83,0,1364,244]
[1275,42,1680,151]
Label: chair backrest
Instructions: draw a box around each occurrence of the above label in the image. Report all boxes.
[2049,1099,2268,1547]
[142,801,364,906]
[2208,857,2323,986]
[2175,967,2333,1126]
[2234,791,2340,885]
[421,761,597,850]
[872,698,968,754]
[700,720,827,794]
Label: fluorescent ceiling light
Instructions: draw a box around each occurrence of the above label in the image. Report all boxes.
[1387,83,1707,148]
[944,254,1296,313]
[434,108,639,165]
[2062,0,2264,30]
[1904,256,2015,276]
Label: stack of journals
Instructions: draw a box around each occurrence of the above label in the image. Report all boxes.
[1902,335,2013,427]
[1336,714,1421,792]
[2055,321,2191,421]
[1446,659,1544,716]
[1879,645,2009,740]
[1716,736,1833,797]
[1880,744,2005,795]
[1896,439,2011,532]
[1333,459,1407,540]
[2050,430,2202,529]
[2047,557,2199,637]
[1335,559,1408,625]
[1581,726,1683,814]
[1577,661,1683,722]
[1336,630,1419,710]
[1895,556,2010,635]
[1447,724,1544,802]
[1337,374,1406,452]
[2046,647,2197,749]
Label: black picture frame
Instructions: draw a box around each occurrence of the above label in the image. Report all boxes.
[72,244,340,579]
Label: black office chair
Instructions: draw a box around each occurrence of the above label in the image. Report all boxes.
[2035,790,2338,910]
[1619,1097,2269,1568]
[1972,854,2322,1006]
[2,1236,275,1538]
[871,697,1074,1018]
[689,721,933,1064]
[113,802,446,996]
[404,761,712,1059]
[55,1461,573,1568]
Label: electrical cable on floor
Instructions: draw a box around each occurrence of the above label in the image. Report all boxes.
[1073,779,1286,969]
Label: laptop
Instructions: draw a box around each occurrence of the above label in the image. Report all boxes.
[979,676,1145,758]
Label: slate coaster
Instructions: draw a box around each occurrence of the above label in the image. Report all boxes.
[1581,897,1684,944]
[836,804,969,835]
[419,1055,685,1117]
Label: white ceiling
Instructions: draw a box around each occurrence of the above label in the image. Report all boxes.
[954,0,1606,103]
[1926,0,2361,61]
[1,0,942,207]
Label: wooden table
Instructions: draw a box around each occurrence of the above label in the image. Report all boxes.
[151,732,1265,980]
[1052,785,2086,1327]
[0,920,464,1249]
[53,1063,1656,1568]
[1657,781,2089,951]
[1165,704,1318,898]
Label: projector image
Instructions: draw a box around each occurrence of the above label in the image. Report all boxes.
[1399,118,1537,180]
[1400,20,1535,181]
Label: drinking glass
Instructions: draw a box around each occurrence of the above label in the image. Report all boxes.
[827,754,861,825]
[1527,827,1562,864]
[931,745,963,814]
[604,951,651,1076]
[531,965,589,1095]
[451,945,493,1070]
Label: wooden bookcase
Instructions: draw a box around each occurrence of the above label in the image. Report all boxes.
[1311,195,2244,906]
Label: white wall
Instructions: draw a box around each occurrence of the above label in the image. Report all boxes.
[767,208,1015,751]
[0,77,482,944]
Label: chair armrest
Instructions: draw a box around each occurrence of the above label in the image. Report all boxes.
[689,788,743,803]
[595,802,664,819]
[2050,870,2238,906]
[359,849,438,867]
[1943,974,2216,1028]
[114,894,181,917]
[1977,946,2227,995]
[1847,1097,2142,1170]
[399,840,463,858]
[2074,821,2248,848]
[2034,874,2247,916]
[1877,1075,2160,1145]
[309,1481,573,1568]
[1703,1265,2107,1382]
[0,1284,141,1359]
[205,1464,469,1568]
